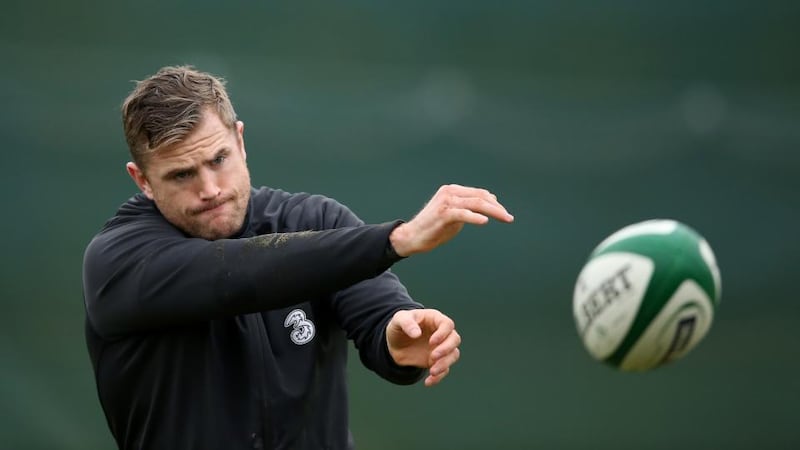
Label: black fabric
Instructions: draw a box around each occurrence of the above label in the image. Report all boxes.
[83,187,424,450]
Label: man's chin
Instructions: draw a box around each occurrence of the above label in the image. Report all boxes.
[200,225,238,240]
[181,220,235,240]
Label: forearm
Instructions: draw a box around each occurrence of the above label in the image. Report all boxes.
[84,221,403,337]
[373,316,427,385]
[332,271,425,384]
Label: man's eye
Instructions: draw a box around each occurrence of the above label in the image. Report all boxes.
[174,171,192,180]
[212,155,226,166]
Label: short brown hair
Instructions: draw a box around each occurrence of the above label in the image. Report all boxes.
[122,65,237,167]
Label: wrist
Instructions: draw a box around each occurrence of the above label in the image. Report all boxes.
[388,223,412,258]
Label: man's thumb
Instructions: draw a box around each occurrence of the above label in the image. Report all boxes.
[396,310,422,338]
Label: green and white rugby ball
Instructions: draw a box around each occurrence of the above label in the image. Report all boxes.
[573,219,721,371]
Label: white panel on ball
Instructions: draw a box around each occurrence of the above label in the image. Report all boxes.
[594,219,677,253]
[573,252,654,361]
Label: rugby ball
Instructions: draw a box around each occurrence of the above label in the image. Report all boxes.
[573,219,721,371]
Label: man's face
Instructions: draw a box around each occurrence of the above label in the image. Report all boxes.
[127,109,252,240]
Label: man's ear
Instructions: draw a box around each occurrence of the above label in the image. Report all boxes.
[126,162,154,199]
[236,120,246,160]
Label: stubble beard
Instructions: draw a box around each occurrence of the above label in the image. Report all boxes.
[191,190,250,240]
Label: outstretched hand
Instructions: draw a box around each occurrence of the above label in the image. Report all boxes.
[386,309,461,387]
[389,184,513,257]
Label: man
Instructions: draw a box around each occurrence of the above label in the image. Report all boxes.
[82,65,514,450]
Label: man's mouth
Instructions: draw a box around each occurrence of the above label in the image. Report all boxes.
[193,197,232,215]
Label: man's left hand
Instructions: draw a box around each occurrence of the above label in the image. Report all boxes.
[386,309,461,387]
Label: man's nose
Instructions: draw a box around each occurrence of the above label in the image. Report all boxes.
[197,169,221,200]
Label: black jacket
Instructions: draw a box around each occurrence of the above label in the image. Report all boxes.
[83,187,424,450]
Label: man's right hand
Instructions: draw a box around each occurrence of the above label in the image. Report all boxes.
[389,184,514,257]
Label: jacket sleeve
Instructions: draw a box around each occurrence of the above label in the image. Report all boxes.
[82,214,404,339]
[333,274,426,385]
[295,196,425,385]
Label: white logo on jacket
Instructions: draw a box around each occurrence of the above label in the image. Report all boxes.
[284,309,316,345]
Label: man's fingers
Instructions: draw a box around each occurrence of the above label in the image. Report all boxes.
[451,210,490,226]
[429,319,458,349]
[431,347,461,373]
[436,184,494,201]
[426,347,460,387]
[455,198,513,223]
[425,366,450,387]
[431,330,461,359]
[434,190,514,224]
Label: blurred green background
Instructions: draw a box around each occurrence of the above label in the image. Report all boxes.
[2,1,798,449]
